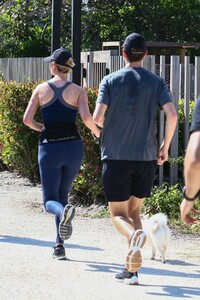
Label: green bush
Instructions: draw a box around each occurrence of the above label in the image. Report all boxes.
[177,99,195,156]
[143,183,183,219]
[72,88,104,205]
[166,99,195,180]
[0,81,40,181]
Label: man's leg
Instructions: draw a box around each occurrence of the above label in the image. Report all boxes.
[109,200,139,284]
[108,195,144,243]
[108,200,134,243]
[128,195,144,231]
[125,196,146,273]
[103,160,147,284]
[109,197,146,284]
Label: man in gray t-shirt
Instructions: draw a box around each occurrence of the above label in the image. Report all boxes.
[93,32,177,285]
[97,66,173,161]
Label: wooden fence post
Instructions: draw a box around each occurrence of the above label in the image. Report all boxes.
[158,56,166,185]
[170,56,179,185]
[184,56,191,149]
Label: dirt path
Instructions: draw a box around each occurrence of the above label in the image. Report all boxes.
[0,171,199,300]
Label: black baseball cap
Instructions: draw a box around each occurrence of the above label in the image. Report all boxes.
[122,33,146,53]
[44,48,73,67]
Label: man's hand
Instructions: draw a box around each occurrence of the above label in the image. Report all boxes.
[157,146,168,165]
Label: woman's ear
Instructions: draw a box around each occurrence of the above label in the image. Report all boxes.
[49,62,58,74]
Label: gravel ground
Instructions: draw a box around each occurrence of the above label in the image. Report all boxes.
[0,171,200,300]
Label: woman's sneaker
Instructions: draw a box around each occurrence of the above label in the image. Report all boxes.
[59,204,75,240]
[115,269,139,285]
[52,245,66,260]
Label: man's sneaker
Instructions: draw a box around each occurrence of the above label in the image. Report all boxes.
[59,204,75,240]
[115,269,139,285]
[52,245,66,260]
[125,229,146,273]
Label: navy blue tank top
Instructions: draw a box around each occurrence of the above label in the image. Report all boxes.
[39,81,81,144]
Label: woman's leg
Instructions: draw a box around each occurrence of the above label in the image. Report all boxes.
[38,144,65,244]
[57,140,84,243]
[38,141,83,244]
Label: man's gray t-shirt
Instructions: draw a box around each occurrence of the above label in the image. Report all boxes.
[96,66,173,161]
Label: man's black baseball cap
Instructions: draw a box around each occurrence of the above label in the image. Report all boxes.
[122,33,146,53]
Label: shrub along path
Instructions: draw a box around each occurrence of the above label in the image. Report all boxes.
[0,171,200,300]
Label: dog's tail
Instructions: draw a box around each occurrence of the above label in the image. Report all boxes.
[150,213,168,233]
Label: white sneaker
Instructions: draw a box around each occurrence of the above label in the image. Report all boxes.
[115,269,139,285]
[124,274,139,285]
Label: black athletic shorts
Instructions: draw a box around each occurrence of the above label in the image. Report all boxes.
[102,160,157,202]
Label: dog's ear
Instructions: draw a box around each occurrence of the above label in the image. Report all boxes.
[140,214,145,220]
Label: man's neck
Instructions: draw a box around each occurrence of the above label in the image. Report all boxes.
[126,61,143,68]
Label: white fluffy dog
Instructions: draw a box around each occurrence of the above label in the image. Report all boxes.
[141,213,171,263]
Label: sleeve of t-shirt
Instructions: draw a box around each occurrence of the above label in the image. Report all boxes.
[96,76,110,106]
[190,95,200,133]
[158,78,173,108]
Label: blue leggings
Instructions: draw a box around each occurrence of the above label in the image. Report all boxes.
[38,140,84,244]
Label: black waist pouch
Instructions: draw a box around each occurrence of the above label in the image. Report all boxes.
[39,122,81,143]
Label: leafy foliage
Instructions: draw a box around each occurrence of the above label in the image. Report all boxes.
[82,1,136,50]
[0,81,39,180]
[81,0,200,56]
[178,98,195,123]
[178,98,195,154]
[72,88,104,205]
[0,0,51,57]
[143,181,200,221]
[0,1,200,56]
[167,99,195,178]
[142,183,183,219]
